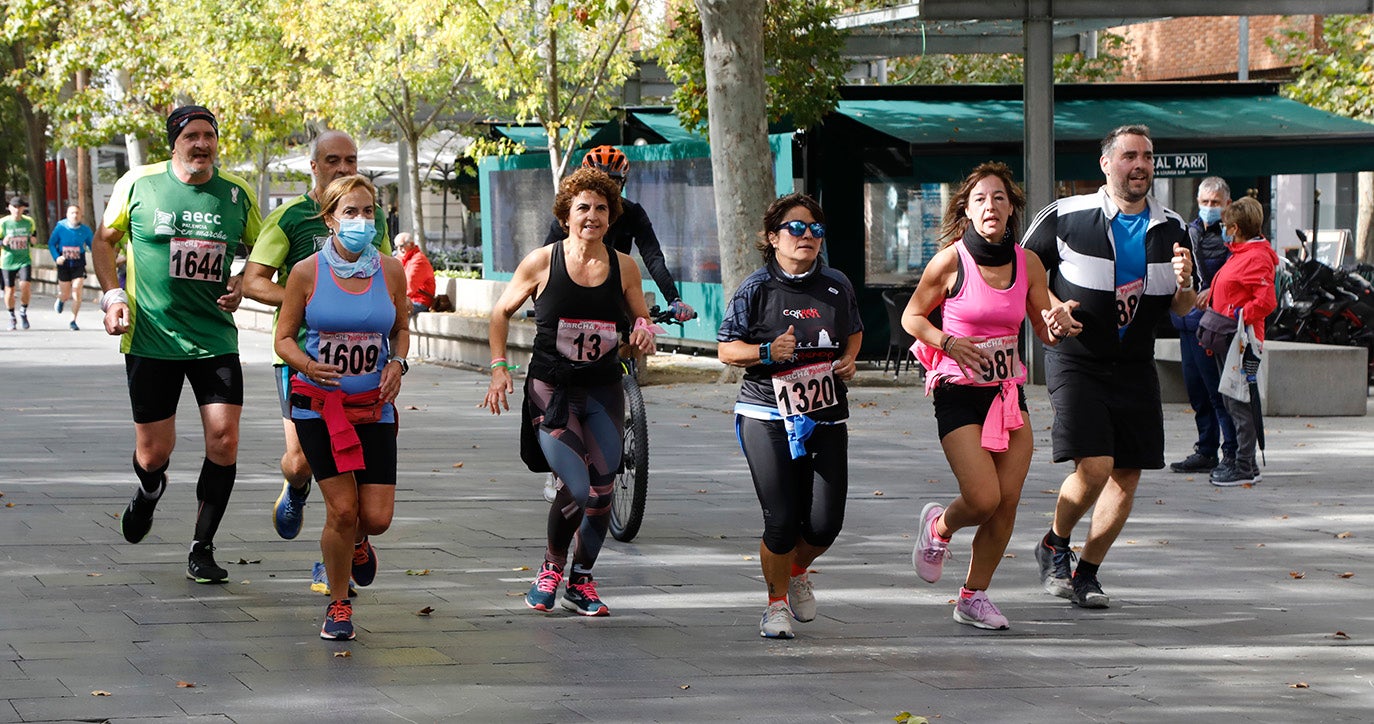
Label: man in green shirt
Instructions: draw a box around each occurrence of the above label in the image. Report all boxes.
[244,130,390,544]
[1,196,37,330]
[92,105,262,584]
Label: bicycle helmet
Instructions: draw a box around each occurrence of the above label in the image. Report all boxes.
[582,145,629,180]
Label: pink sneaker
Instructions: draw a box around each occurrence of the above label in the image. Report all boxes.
[912,502,950,583]
[953,589,1009,630]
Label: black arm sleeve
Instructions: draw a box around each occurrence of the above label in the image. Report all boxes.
[622,202,681,303]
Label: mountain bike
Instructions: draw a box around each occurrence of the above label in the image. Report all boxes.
[610,304,695,542]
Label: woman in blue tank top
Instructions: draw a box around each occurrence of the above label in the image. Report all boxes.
[275,175,410,642]
[482,168,659,618]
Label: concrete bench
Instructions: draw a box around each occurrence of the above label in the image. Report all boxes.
[1156,338,1368,416]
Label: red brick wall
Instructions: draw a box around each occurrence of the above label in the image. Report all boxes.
[1112,16,1322,81]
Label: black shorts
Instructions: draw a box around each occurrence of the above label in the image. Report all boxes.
[125,354,244,424]
[293,418,397,485]
[1045,353,1164,469]
[1,265,32,286]
[56,263,86,282]
[932,380,1028,439]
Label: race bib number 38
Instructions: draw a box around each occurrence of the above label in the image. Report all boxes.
[975,335,1020,383]
[169,238,226,282]
[1116,277,1144,329]
[318,332,383,376]
[556,318,617,362]
[772,362,838,416]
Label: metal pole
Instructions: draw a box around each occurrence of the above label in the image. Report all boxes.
[1024,0,1055,384]
[1238,17,1250,81]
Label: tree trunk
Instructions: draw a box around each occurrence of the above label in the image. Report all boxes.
[544,7,562,192]
[113,70,147,167]
[1357,171,1373,264]
[696,0,771,305]
[76,70,95,226]
[16,92,51,244]
[407,134,428,252]
[256,147,271,215]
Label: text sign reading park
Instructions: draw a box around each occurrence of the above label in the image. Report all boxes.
[1153,153,1209,177]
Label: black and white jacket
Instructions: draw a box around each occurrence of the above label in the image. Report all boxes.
[1022,186,1190,363]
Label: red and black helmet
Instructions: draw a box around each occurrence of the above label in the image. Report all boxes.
[581,145,629,179]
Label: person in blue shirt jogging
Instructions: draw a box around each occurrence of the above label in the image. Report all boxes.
[49,205,94,330]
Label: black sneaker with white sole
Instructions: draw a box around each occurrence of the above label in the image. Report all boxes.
[1034,536,1075,599]
[120,479,165,544]
[187,542,229,584]
[1071,571,1110,609]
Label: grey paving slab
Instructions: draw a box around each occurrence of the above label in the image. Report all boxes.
[4,293,1374,721]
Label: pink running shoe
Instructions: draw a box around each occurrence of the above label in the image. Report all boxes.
[953,589,1009,630]
[912,502,950,583]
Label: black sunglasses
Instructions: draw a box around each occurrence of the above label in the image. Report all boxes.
[773,220,826,238]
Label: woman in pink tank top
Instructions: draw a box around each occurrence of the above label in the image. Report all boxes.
[900,162,1082,630]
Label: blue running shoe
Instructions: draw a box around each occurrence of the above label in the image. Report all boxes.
[54,299,64,314]
[320,599,355,640]
[525,562,563,611]
[310,561,357,598]
[562,574,609,617]
[272,479,310,540]
[351,539,378,587]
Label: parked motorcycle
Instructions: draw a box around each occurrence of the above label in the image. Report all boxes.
[1266,231,1374,384]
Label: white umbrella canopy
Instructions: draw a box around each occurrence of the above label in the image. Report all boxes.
[259,129,472,184]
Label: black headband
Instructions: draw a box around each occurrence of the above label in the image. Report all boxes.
[167,105,219,148]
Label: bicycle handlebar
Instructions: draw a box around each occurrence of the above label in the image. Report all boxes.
[520,304,697,326]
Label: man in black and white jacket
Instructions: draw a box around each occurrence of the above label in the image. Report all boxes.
[1022,124,1196,610]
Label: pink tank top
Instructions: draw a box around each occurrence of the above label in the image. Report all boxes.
[921,241,1029,386]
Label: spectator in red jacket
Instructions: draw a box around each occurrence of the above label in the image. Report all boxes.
[396,233,435,315]
[1200,196,1278,487]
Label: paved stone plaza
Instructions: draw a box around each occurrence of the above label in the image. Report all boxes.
[2,296,1371,722]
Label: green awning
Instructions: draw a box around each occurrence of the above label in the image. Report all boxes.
[494,123,620,151]
[835,92,1374,180]
[629,111,708,144]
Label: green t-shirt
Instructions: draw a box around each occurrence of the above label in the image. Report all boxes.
[104,162,261,359]
[1,215,37,271]
[249,192,390,364]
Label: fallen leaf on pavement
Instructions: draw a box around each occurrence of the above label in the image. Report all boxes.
[176,681,196,688]
[1335,531,1353,539]
[1289,571,1306,579]
[405,569,431,576]
[91,690,112,696]
[1332,631,1350,640]
[696,489,708,493]
[873,490,884,496]
[406,405,419,410]
[452,462,464,468]
[513,566,530,571]
[1002,553,1016,559]
[1289,682,1309,689]
[1155,499,1165,505]
[4,503,13,508]
[236,558,262,565]
[1338,572,1354,579]
[679,684,690,690]
[333,651,351,658]
[88,572,102,577]
[416,607,434,616]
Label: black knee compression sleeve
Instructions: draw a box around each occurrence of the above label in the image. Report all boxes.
[132,455,169,494]
[192,458,236,544]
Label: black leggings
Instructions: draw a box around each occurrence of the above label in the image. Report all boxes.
[736,416,848,555]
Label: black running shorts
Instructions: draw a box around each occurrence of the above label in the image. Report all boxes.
[292,418,397,485]
[1044,353,1164,469]
[932,380,1028,440]
[125,354,244,424]
[56,262,86,282]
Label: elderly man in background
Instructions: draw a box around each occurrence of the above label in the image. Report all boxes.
[396,232,436,315]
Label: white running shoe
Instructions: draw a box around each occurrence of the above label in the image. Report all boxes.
[787,573,816,622]
[543,473,558,503]
[759,601,795,639]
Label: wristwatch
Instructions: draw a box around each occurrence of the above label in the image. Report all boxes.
[393,358,410,375]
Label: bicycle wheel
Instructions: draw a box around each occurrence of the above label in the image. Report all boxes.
[611,375,649,542]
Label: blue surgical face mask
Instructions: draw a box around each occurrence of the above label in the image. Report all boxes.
[1221,226,1234,243]
[336,217,376,253]
[1198,206,1222,225]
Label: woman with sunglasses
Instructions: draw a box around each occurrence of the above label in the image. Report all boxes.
[718,193,863,639]
[902,162,1080,630]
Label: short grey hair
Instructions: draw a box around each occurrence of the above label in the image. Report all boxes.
[310,130,353,163]
[1197,176,1230,200]
[1101,124,1151,157]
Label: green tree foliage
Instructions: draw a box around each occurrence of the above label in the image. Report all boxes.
[887,31,1128,84]
[1271,15,1374,122]
[465,0,641,188]
[656,0,851,135]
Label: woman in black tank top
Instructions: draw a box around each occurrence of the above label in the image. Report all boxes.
[482,168,658,618]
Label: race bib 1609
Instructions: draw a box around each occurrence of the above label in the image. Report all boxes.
[318,331,384,376]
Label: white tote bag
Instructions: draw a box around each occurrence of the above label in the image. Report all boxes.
[1219,310,1262,402]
